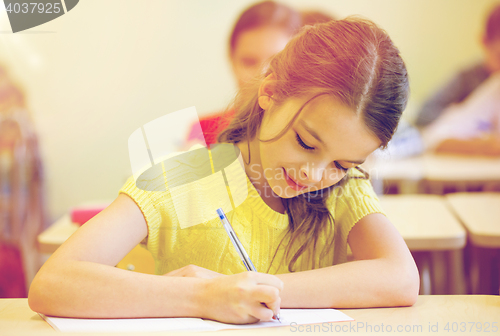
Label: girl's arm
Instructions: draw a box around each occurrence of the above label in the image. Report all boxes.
[28,194,282,323]
[275,213,419,308]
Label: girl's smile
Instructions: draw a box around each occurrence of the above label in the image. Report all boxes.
[283,167,309,191]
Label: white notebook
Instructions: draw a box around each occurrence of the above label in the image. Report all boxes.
[40,308,353,332]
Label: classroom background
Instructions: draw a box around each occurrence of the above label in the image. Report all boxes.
[0,0,499,297]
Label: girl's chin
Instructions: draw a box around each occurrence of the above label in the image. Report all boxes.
[272,182,334,199]
[270,184,304,199]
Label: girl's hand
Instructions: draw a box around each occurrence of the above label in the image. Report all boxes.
[199,271,283,324]
[163,264,225,279]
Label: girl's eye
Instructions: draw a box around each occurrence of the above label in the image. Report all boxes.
[334,162,349,172]
[295,133,315,151]
[296,132,349,172]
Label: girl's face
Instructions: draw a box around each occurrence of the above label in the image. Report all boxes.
[248,94,381,199]
[230,26,290,88]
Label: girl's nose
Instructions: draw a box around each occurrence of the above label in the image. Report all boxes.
[300,163,325,184]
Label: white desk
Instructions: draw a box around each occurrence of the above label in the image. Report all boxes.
[446,192,500,294]
[380,195,467,295]
[1,296,499,335]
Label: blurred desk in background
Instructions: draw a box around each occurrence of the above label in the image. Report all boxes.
[37,215,154,274]
[37,215,79,254]
[379,195,467,295]
[374,153,500,194]
[446,193,500,295]
[424,155,500,194]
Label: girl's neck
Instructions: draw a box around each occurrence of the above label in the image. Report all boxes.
[236,140,286,214]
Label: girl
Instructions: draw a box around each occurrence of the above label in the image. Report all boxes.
[28,18,419,324]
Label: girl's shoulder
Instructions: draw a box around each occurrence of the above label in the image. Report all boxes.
[329,168,376,199]
[326,168,384,225]
[119,175,175,228]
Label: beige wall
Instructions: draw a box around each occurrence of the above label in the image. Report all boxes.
[0,0,497,220]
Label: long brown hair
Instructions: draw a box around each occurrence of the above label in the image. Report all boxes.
[219,17,409,272]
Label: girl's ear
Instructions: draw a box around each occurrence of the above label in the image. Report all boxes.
[258,73,276,110]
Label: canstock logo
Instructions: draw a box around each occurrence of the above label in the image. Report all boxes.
[128,107,248,229]
[3,0,79,33]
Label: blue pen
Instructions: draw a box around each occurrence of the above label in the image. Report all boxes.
[216,208,281,323]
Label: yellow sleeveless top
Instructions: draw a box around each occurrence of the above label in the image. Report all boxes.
[119,168,384,275]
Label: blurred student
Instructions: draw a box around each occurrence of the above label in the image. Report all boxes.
[0,66,46,297]
[415,4,500,128]
[186,1,301,147]
[422,72,500,155]
[186,4,339,148]
[419,5,500,156]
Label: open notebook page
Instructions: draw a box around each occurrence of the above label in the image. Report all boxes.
[40,308,353,332]
[203,308,354,330]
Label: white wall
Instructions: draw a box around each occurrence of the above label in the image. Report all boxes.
[0,0,497,220]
